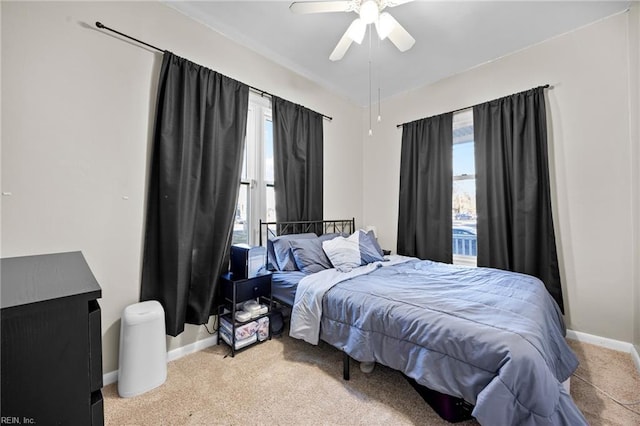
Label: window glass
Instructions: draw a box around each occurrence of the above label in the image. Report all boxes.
[264,118,274,183]
[264,117,276,224]
[266,185,276,223]
[232,183,249,245]
[453,141,474,176]
[240,144,248,182]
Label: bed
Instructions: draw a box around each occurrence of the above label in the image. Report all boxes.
[259,219,586,425]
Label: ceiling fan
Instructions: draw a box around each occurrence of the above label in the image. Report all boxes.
[290,0,416,61]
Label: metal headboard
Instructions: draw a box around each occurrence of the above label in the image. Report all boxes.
[258,218,356,246]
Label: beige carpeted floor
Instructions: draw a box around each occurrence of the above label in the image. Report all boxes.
[104,332,640,425]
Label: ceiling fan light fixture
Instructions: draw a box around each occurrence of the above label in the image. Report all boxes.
[346,18,366,44]
[359,0,379,24]
[376,12,394,40]
[289,0,416,60]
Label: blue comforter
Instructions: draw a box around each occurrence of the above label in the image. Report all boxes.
[314,258,586,425]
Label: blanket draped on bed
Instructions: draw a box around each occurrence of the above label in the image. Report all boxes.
[290,256,586,425]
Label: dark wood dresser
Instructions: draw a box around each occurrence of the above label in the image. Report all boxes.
[1,251,104,425]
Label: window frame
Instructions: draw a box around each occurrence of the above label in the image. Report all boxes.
[241,92,273,246]
[452,108,475,185]
[452,109,477,266]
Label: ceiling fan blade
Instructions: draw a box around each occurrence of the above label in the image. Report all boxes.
[329,27,354,61]
[330,18,366,61]
[384,13,415,52]
[290,1,353,14]
[382,0,414,8]
[346,18,366,44]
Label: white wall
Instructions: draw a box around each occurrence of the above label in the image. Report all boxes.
[1,1,363,373]
[630,4,640,353]
[362,11,638,342]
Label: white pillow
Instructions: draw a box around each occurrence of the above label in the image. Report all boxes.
[322,232,361,272]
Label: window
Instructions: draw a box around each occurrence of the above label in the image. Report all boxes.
[452,109,477,266]
[232,93,273,245]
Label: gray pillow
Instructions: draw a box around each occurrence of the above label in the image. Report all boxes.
[359,230,385,264]
[290,238,333,273]
[365,230,384,257]
[266,239,278,271]
[271,233,317,271]
[318,232,347,242]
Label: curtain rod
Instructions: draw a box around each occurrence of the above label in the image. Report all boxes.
[95,22,333,122]
[395,84,550,128]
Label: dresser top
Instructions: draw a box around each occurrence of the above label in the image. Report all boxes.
[1,251,101,309]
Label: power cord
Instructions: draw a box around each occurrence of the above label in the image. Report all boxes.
[203,316,218,335]
[203,318,233,358]
[572,372,640,416]
[203,323,217,334]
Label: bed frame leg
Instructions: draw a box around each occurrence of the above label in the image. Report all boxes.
[343,351,350,381]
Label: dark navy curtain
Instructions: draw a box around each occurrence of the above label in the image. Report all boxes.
[141,52,249,336]
[272,96,324,222]
[397,113,453,263]
[474,86,564,312]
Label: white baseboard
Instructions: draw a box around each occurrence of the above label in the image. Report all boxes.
[103,370,119,386]
[632,344,640,375]
[566,329,640,375]
[102,333,218,387]
[565,329,633,353]
[166,333,218,363]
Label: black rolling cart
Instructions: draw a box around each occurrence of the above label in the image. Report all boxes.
[218,272,273,356]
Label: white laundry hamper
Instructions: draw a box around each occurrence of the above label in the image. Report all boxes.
[117,300,167,397]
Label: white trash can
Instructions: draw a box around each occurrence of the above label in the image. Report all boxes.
[117,300,167,398]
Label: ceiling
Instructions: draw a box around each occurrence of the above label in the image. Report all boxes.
[165,1,630,106]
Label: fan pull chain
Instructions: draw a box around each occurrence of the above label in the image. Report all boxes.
[377,35,382,123]
[368,24,373,136]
